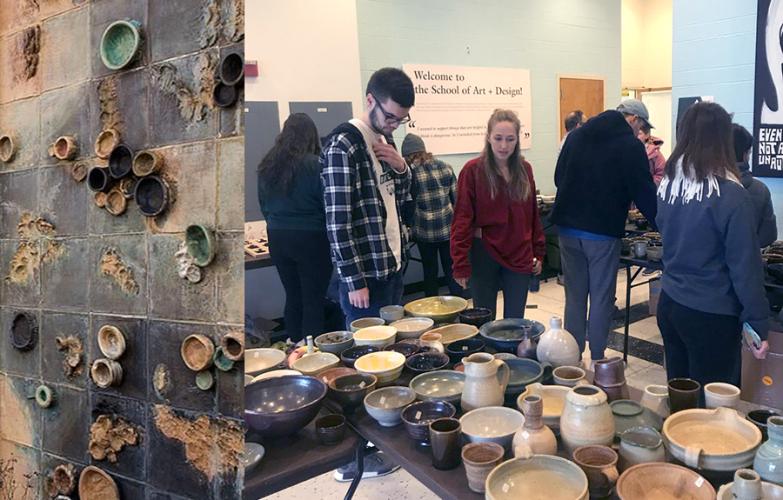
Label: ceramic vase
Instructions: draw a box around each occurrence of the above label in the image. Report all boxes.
[536,316,580,368]
[618,426,666,472]
[729,469,764,500]
[460,352,510,412]
[560,384,615,454]
[754,415,783,484]
[516,327,538,360]
[640,384,670,419]
[513,394,557,457]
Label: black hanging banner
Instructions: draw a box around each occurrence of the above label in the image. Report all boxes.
[754,0,783,177]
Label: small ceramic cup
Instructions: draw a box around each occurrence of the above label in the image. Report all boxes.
[315,414,346,446]
[461,442,505,493]
[379,305,405,323]
[667,378,701,413]
[640,384,670,419]
[703,382,741,409]
[429,418,461,470]
[553,365,587,387]
[572,445,620,498]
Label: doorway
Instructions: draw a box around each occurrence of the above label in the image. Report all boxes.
[558,77,605,140]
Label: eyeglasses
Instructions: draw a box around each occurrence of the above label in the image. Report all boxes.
[372,93,411,125]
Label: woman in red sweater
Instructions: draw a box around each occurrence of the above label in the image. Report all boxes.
[451,109,545,319]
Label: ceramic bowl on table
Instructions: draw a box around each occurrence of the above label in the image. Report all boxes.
[353,325,397,349]
[717,469,783,500]
[485,455,589,500]
[379,305,405,323]
[364,386,417,427]
[616,462,715,500]
[445,338,485,364]
[662,407,762,471]
[244,374,254,386]
[460,406,525,450]
[517,383,569,430]
[747,409,780,440]
[400,400,457,445]
[291,352,340,376]
[409,370,465,404]
[328,373,377,411]
[704,382,741,409]
[611,400,662,438]
[405,351,449,374]
[426,323,479,346]
[314,331,354,355]
[389,317,434,339]
[250,369,301,385]
[315,414,347,446]
[245,348,286,376]
[354,351,406,385]
[384,342,421,358]
[404,296,468,323]
[458,307,493,328]
[318,367,357,387]
[241,443,265,472]
[245,375,327,438]
[340,345,380,368]
[350,317,385,332]
[479,318,545,353]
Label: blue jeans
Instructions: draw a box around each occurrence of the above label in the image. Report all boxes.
[339,271,404,327]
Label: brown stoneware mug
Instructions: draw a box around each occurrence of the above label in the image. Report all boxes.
[429,417,461,470]
[461,442,504,493]
[572,444,620,498]
[668,378,701,413]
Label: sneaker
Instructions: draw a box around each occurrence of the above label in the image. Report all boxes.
[641,267,657,276]
[333,451,400,482]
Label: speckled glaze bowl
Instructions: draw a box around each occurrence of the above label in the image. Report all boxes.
[409,370,465,404]
[364,386,417,427]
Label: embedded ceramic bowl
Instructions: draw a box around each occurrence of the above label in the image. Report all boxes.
[213,82,239,108]
[405,351,449,374]
[426,323,479,346]
[134,175,170,217]
[108,144,133,179]
[97,324,126,360]
[517,383,569,429]
[404,296,468,322]
[291,352,340,376]
[79,466,119,500]
[616,462,715,500]
[132,150,162,177]
[479,318,545,353]
[245,348,286,375]
[328,373,378,411]
[10,312,37,351]
[364,386,417,427]
[185,224,216,267]
[0,134,16,163]
[315,331,354,355]
[663,407,762,471]
[349,317,385,332]
[100,20,143,70]
[409,370,465,404]
[94,128,120,159]
[390,317,434,339]
[244,375,327,437]
[401,400,456,444]
[219,52,245,86]
[353,325,397,349]
[87,167,111,193]
[180,334,215,371]
[460,406,525,450]
[485,455,589,500]
[354,351,405,385]
[340,345,380,369]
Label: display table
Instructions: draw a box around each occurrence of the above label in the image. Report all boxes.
[618,255,663,362]
[244,252,274,270]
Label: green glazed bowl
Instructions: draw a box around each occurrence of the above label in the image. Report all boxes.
[100,20,142,70]
[185,224,216,267]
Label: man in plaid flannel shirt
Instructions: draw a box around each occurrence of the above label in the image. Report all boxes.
[321,68,415,325]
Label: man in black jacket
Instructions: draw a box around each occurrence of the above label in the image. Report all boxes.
[732,123,777,248]
[552,99,658,363]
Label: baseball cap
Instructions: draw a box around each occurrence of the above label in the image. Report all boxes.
[617,99,653,129]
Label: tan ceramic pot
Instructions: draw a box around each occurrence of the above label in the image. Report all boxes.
[560,384,615,454]
[461,442,504,493]
[513,394,557,457]
[180,334,215,371]
[90,359,123,388]
[461,352,510,412]
[572,445,620,498]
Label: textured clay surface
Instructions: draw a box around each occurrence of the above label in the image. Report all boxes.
[88,414,139,463]
[56,335,83,378]
[99,248,139,295]
[6,213,62,285]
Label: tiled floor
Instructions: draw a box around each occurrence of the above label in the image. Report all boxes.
[262,269,666,500]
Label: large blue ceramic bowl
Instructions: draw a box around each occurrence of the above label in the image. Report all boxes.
[245,375,327,438]
[479,318,545,353]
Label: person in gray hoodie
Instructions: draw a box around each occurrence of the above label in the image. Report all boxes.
[732,123,777,248]
[656,102,769,387]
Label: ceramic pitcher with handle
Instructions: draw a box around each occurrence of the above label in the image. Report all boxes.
[461,352,510,412]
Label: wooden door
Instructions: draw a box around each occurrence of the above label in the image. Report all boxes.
[558,78,604,140]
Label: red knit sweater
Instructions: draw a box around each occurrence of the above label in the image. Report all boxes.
[450,157,546,279]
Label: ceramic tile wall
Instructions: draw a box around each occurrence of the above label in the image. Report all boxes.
[0,1,244,498]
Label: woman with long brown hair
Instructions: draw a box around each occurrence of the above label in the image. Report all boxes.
[451,109,545,319]
[656,101,769,386]
[258,113,332,342]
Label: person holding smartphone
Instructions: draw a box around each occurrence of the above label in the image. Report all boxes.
[655,102,769,386]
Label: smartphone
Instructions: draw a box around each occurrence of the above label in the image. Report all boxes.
[743,322,762,350]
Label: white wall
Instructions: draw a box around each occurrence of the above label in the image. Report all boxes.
[245,0,364,124]
[622,0,673,89]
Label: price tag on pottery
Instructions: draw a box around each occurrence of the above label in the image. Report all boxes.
[402,64,533,155]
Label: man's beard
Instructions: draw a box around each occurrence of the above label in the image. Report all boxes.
[369,107,387,136]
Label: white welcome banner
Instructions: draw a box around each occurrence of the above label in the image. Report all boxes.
[402,64,533,155]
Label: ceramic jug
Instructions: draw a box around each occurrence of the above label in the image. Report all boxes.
[728,469,764,500]
[754,415,783,484]
[515,327,538,360]
[461,352,510,412]
[560,384,615,454]
[513,394,557,458]
[536,316,580,368]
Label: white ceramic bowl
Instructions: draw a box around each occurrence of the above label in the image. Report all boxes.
[516,383,569,429]
[364,386,416,427]
[485,455,589,500]
[244,374,254,386]
[250,369,301,384]
[353,326,397,349]
[245,348,286,375]
[291,352,340,376]
[354,351,406,385]
[460,406,525,450]
[427,323,479,345]
[390,317,434,339]
[350,317,385,332]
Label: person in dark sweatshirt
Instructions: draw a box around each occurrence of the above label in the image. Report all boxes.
[732,123,777,248]
[656,102,769,387]
[258,113,332,343]
[551,99,657,362]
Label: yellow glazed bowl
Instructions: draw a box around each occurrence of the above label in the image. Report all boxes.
[353,326,397,349]
[355,351,406,385]
[404,296,468,322]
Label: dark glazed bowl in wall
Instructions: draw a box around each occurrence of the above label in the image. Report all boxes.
[108,144,133,179]
[100,20,143,71]
[87,167,111,192]
[134,175,170,217]
[459,307,493,328]
[213,82,238,108]
[405,352,450,374]
[446,338,486,365]
[10,312,37,351]
[219,52,244,86]
[401,400,457,445]
[244,375,327,438]
[340,345,380,369]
